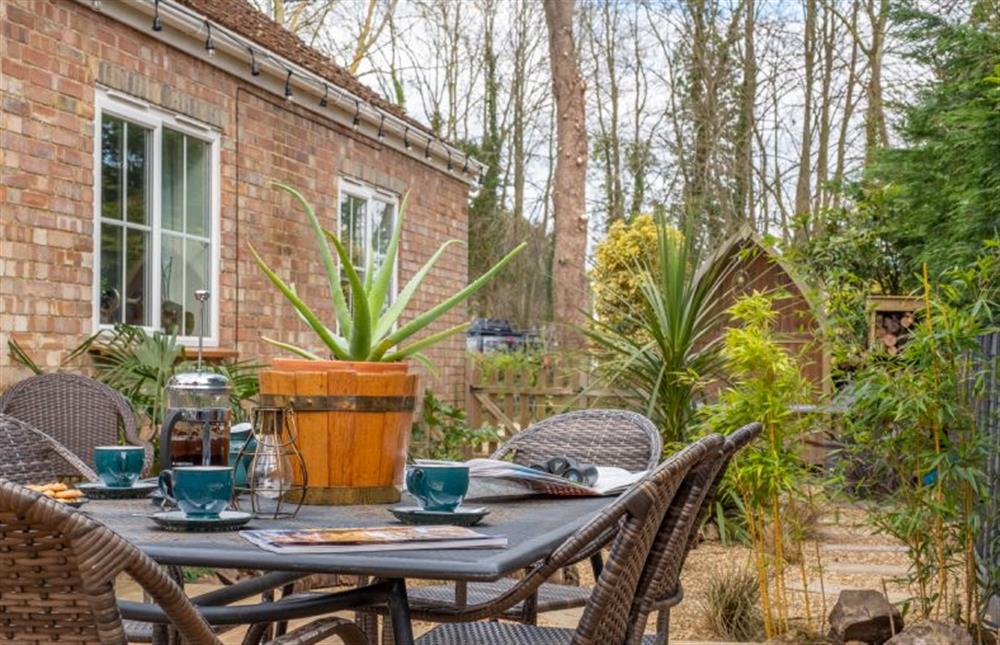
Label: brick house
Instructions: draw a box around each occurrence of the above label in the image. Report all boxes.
[0,0,481,400]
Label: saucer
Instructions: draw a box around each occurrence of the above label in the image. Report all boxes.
[77,481,158,500]
[151,510,253,533]
[389,506,489,527]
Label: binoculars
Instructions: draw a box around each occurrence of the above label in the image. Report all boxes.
[530,456,599,487]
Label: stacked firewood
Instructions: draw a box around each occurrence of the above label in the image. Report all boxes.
[872,311,915,356]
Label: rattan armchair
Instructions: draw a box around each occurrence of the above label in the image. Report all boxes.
[395,409,663,631]
[0,413,98,483]
[409,434,725,645]
[0,478,369,645]
[0,372,152,472]
[627,422,763,645]
[491,409,663,472]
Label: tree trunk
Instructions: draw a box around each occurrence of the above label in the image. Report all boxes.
[543,0,589,350]
[793,0,816,231]
[734,0,756,227]
[864,0,889,161]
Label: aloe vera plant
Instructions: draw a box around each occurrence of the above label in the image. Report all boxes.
[250,182,525,365]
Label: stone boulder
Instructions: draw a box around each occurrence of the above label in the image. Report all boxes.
[828,589,904,644]
[885,621,972,645]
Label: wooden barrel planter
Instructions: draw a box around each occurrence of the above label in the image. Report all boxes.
[259,359,419,505]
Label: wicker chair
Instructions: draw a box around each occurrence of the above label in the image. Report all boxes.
[0,372,151,472]
[0,413,98,483]
[491,409,662,472]
[0,477,369,645]
[627,421,763,644]
[394,409,662,632]
[409,434,725,645]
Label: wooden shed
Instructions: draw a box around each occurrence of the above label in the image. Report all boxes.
[706,227,831,398]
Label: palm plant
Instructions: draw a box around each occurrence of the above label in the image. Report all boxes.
[586,214,735,443]
[250,182,525,365]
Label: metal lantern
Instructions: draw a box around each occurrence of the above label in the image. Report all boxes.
[233,406,307,519]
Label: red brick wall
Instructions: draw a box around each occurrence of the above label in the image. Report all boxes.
[0,0,469,401]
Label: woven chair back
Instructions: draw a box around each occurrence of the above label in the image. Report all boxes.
[0,414,97,483]
[491,409,663,472]
[0,478,218,644]
[0,373,136,466]
[627,422,763,640]
[569,433,724,645]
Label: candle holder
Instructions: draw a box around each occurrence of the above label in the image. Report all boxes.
[233,406,307,519]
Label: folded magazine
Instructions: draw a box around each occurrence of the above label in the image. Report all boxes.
[241,525,507,554]
[417,459,646,497]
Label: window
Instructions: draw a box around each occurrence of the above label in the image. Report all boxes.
[94,90,219,343]
[338,179,398,310]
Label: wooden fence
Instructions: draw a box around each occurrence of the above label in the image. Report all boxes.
[464,358,635,453]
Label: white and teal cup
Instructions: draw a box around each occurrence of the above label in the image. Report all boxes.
[94,445,145,488]
[158,466,234,518]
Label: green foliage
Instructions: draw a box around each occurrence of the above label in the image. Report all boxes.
[859,8,1000,281]
[798,9,1000,314]
[90,325,260,428]
[700,292,814,637]
[703,292,812,519]
[409,391,500,461]
[587,214,733,443]
[837,278,993,621]
[469,350,548,386]
[698,561,764,642]
[250,182,526,365]
[591,214,682,336]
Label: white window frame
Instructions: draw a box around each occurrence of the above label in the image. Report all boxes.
[92,87,221,346]
[337,177,400,308]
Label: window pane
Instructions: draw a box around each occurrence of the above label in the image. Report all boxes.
[162,129,184,232]
[340,195,366,269]
[101,116,123,221]
[371,200,394,269]
[99,224,123,324]
[184,239,211,337]
[186,137,209,237]
[125,123,149,224]
[125,229,149,325]
[161,233,185,335]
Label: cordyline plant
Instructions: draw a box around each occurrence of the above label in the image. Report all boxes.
[249,182,525,365]
[586,214,736,443]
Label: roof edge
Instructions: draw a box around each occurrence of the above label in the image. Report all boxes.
[84,0,485,186]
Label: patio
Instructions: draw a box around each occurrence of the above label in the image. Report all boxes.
[3,0,1000,643]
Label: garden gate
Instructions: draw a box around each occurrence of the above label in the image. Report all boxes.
[464,358,635,454]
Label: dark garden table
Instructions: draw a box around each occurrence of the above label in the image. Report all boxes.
[87,494,612,644]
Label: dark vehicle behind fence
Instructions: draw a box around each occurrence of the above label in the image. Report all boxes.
[466,319,536,353]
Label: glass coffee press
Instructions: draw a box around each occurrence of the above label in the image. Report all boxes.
[159,291,232,469]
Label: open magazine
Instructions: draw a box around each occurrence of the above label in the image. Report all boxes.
[416,459,646,497]
[241,525,507,554]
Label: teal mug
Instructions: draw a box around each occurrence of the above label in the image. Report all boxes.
[94,445,145,488]
[158,466,234,518]
[405,464,469,512]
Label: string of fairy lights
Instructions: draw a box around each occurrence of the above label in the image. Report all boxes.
[88,0,484,184]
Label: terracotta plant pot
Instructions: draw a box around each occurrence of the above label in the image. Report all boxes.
[259,358,419,505]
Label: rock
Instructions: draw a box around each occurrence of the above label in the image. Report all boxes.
[885,621,972,645]
[828,589,904,644]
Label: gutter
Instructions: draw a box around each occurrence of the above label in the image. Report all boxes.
[78,0,485,186]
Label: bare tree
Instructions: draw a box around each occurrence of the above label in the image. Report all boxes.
[544,0,589,349]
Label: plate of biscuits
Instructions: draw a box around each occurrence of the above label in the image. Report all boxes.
[26,482,88,508]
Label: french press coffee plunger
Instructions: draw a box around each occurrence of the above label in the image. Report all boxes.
[159,291,232,468]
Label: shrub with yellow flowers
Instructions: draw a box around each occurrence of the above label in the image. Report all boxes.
[591,214,682,334]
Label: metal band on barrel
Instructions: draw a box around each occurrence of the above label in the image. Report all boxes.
[259,394,416,412]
